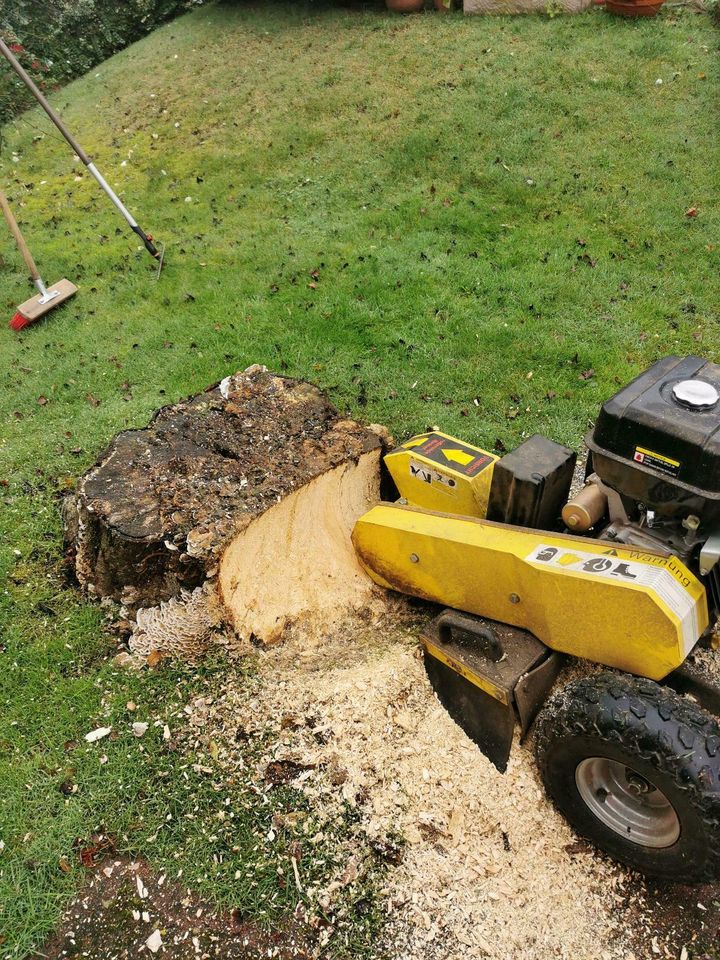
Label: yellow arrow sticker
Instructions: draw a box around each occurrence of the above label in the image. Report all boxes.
[558,553,584,566]
[403,437,428,449]
[442,448,475,466]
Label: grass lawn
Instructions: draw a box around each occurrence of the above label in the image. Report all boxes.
[0,0,718,955]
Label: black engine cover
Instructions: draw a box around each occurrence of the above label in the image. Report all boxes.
[587,355,720,521]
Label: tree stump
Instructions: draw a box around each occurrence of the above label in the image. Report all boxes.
[63,368,389,660]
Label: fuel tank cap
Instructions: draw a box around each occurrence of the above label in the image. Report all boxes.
[672,379,719,410]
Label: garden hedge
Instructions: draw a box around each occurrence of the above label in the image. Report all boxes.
[0,0,202,123]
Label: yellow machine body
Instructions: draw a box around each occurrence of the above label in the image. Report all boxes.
[384,432,498,518]
[352,502,709,681]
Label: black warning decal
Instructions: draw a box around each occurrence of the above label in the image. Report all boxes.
[404,433,494,477]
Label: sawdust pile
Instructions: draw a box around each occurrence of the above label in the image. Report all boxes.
[203,616,639,960]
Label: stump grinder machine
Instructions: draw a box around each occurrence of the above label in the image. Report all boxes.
[352,355,720,880]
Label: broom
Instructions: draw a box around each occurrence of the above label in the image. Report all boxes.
[1,191,77,330]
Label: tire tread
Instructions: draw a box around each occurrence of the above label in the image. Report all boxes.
[535,672,720,881]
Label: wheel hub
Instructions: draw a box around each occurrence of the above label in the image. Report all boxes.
[575,757,681,848]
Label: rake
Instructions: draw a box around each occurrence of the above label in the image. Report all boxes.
[0,37,162,264]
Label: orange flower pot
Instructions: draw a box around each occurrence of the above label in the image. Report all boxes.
[386,0,424,11]
[605,0,664,16]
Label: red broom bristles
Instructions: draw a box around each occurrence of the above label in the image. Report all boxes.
[9,312,30,331]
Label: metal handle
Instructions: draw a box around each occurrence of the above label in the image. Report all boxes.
[437,612,504,662]
[0,37,161,262]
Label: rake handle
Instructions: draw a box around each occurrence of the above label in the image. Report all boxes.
[0,190,41,282]
[0,36,161,261]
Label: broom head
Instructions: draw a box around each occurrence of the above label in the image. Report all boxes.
[9,278,78,331]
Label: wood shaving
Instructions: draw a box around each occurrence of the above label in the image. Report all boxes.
[199,614,639,960]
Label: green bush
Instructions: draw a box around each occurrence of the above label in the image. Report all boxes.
[0,0,202,123]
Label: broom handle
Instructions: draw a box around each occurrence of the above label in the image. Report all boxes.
[0,37,161,261]
[0,190,41,282]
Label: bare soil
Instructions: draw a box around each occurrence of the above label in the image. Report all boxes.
[42,858,312,960]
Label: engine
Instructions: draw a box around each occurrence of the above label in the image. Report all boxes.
[565,355,720,618]
[483,356,720,622]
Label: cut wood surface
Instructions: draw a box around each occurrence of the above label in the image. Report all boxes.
[64,368,389,658]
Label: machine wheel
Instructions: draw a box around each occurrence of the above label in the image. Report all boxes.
[535,672,720,881]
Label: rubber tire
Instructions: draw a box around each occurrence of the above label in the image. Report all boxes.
[535,672,720,881]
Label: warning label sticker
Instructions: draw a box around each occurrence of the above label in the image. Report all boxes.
[403,433,495,477]
[526,544,699,653]
[409,458,458,493]
[633,446,681,478]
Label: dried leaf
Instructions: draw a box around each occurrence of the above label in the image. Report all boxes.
[78,835,114,867]
[146,649,166,669]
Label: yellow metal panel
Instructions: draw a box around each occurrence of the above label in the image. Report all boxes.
[385,432,498,518]
[352,504,708,681]
[423,637,510,704]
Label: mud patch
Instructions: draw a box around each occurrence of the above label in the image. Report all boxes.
[43,858,312,959]
[625,877,720,958]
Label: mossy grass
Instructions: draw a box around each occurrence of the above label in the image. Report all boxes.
[0,1,718,955]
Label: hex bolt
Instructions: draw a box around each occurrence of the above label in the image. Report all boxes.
[410,553,419,564]
[509,593,520,604]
